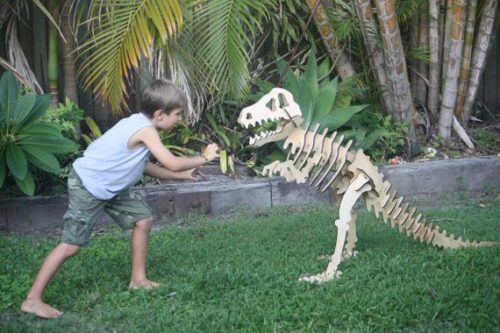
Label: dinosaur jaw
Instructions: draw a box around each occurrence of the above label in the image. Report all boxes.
[237,87,304,146]
[241,117,303,146]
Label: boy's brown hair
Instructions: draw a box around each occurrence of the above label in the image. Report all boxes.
[141,79,187,118]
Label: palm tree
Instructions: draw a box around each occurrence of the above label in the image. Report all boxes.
[353,0,393,112]
[305,0,356,80]
[373,0,416,146]
[438,0,466,140]
[75,0,184,113]
[60,0,78,105]
[461,0,498,125]
[427,0,441,116]
[73,0,276,123]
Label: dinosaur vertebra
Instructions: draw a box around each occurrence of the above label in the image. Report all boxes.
[238,88,494,283]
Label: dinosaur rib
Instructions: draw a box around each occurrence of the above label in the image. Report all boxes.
[309,132,338,185]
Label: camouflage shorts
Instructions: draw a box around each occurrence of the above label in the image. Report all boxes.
[61,169,153,246]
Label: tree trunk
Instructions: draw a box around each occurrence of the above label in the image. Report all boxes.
[353,0,393,113]
[461,0,498,124]
[454,0,477,123]
[47,2,60,107]
[47,21,59,107]
[441,0,453,88]
[374,0,416,150]
[305,0,356,80]
[60,1,78,104]
[409,13,419,99]
[427,0,441,117]
[60,0,80,136]
[438,0,466,140]
[416,1,429,105]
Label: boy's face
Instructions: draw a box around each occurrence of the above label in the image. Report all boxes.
[154,108,183,131]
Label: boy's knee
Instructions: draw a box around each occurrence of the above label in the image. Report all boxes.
[59,242,81,258]
[135,217,154,230]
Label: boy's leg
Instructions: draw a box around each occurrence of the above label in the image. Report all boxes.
[22,169,104,318]
[129,217,159,289]
[21,243,80,318]
[105,191,158,289]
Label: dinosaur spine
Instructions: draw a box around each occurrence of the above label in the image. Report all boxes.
[282,127,489,249]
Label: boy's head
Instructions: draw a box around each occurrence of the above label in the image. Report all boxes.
[141,80,187,118]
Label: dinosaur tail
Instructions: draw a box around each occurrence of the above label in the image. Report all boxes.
[364,185,495,249]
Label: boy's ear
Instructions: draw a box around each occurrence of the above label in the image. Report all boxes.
[152,109,164,119]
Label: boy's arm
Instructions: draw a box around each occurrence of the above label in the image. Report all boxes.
[145,162,197,181]
[135,127,218,172]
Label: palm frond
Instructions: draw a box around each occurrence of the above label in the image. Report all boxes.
[76,0,183,112]
[188,0,275,101]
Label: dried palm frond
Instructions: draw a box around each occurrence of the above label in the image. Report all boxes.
[5,17,43,93]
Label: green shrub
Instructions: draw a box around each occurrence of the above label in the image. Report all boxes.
[43,97,84,141]
[0,71,78,196]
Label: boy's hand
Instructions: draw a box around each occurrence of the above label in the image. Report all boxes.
[202,143,220,162]
[180,168,199,181]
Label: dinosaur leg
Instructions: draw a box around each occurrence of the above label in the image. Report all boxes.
[299,174,371,283]
[343,213,358,259]
[317,213,357,261]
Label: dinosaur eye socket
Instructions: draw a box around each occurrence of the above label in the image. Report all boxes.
[246,113,252,120]
[266,99,277,112]
[278,93,289,108]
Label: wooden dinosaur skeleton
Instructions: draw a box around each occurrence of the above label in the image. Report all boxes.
[238,88,493,283]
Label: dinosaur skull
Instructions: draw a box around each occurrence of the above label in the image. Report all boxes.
[238,88,303,146]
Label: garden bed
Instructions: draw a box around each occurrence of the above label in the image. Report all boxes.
[0,156,499,236]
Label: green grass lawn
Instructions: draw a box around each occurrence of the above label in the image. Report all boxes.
[1,202,499,332]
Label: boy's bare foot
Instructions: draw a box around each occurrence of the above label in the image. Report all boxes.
[129,279,160,290]
[21,298,63,319]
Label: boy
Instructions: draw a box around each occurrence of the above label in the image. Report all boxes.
[21,80,219,319]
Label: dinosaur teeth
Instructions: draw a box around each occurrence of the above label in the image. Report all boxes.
[248,129,280,145]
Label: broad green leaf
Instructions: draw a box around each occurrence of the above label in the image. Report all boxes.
[6,144,28,179]
[317,58,331,83]
[277,59,299,97]
[297,82,314,126]
[314,78,338,120]
[20,137,78,154]
[19,122,64,138]
[13,170,35,196]
[22,145,61,174]
[303,52,319,98]
[13,92,37,129]
[21,94,51,126]
[0,71,18,123]
[0,154,5,189]
[314,105,368,131]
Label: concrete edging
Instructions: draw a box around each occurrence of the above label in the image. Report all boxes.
[0,156,498,235]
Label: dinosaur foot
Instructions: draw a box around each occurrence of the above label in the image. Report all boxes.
[342,250,358,259]
[298,270,342,284]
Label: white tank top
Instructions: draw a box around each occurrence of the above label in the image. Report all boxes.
[73,113,153,199]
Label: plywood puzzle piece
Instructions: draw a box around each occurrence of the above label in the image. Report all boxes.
[238,88,494,283]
